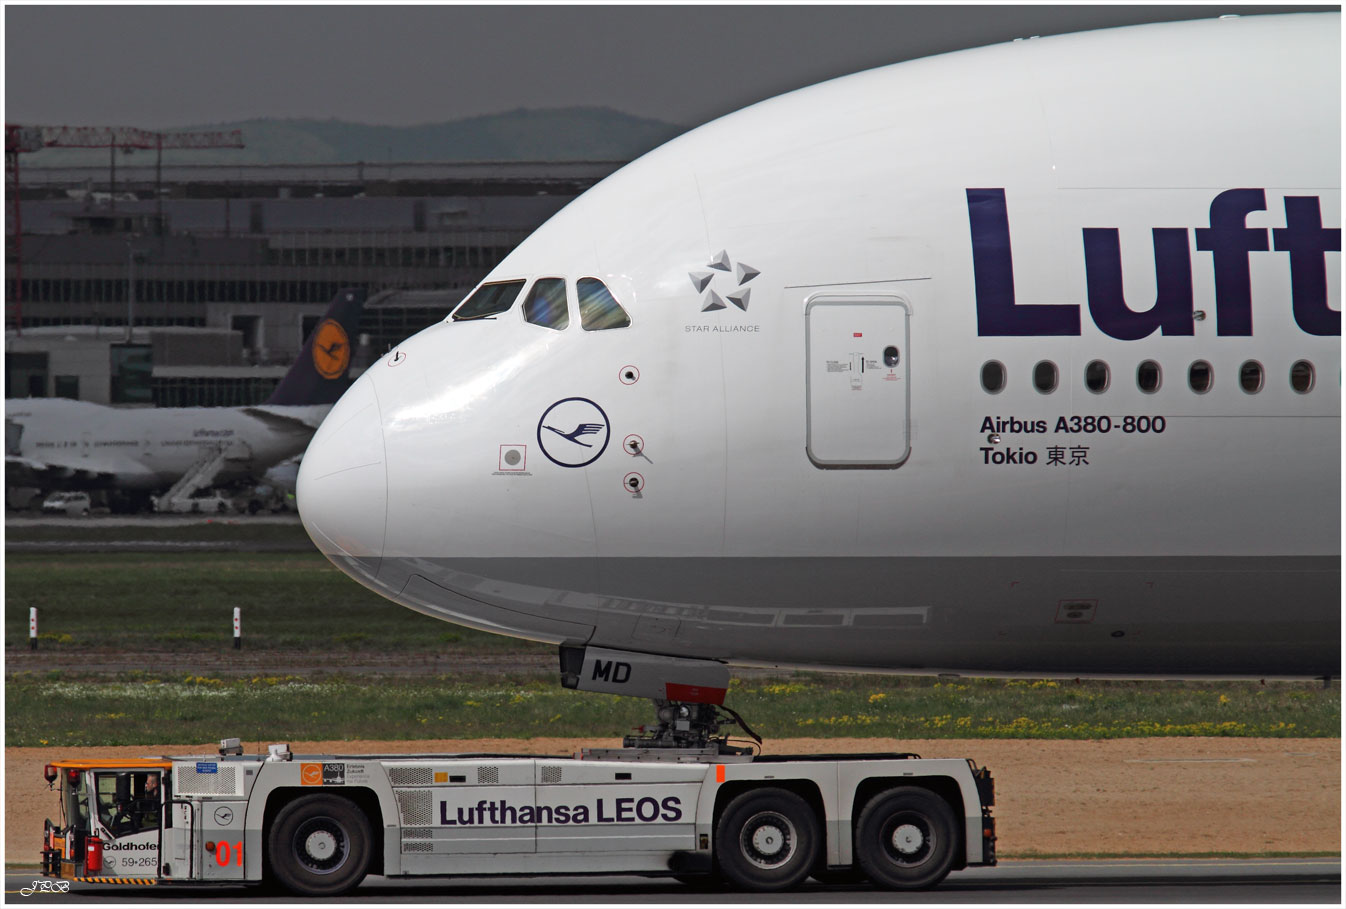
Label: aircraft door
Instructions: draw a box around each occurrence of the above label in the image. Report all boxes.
[81,431,92,459]
[805,295,910,468]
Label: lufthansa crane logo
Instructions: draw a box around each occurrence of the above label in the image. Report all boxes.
[537,398,610,468]
[312,319,351,380]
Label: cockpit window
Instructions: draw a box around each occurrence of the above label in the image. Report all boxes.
[451,280,525,321]
[522,278,570,331]
[577,278,631,331]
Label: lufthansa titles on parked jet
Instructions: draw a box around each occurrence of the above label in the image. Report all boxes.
[537,398,611,468]
[311,319,351,380]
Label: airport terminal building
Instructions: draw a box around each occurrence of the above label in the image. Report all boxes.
[5,161,618,405]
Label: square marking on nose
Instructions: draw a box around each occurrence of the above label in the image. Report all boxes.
[499,445,527,472]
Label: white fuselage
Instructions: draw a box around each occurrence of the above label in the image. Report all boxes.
[6,398,326,491]
[299,14,1340,677]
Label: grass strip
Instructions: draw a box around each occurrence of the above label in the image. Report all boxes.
[5,552,545,653]
[6,672,1337,747]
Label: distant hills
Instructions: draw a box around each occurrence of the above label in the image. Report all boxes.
[21,107,688,166]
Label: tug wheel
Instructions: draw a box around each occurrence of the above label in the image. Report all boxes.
[267,795,371,896]
[855,787,958,890]
[715,788,819,892]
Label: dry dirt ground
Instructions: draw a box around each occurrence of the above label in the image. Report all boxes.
[7,737,1338,865]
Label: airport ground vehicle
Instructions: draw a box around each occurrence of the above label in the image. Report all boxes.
[38,736,994,895]
[40,491,91,516]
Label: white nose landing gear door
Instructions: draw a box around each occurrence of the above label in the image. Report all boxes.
[805,295,911,468]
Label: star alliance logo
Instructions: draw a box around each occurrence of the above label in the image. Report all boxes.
[690,250,760,313]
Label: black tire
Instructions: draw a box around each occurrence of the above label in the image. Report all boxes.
[715,788,820,892]
[812,866,868,885]
[855,787,958,890]
[267,795,372,896]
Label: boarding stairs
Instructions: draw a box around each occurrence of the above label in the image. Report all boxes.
[153,440,252,512]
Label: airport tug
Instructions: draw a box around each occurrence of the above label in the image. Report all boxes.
[39,652,995,896]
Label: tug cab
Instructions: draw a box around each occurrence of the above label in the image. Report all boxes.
[41,759,170,885]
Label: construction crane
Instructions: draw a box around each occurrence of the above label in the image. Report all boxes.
[5,124,245,334]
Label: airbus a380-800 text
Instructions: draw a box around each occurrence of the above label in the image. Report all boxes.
[299,14,1339,720]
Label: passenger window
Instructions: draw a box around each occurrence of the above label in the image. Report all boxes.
[980,360,1006,394]
[522,278,569,331]
[576,278,631,331]
[1033,360,1058,394]
[1188,360,1213,394]
[1084,360,1109,394]
[451,280,525,321]
[1137,360,1162,394]
[1239,360,1264,394]
[1290,360,1314,394]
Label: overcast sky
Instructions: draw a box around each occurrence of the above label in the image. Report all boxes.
[5,4,1335,129]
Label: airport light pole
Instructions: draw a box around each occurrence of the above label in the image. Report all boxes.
[126,242,147,342]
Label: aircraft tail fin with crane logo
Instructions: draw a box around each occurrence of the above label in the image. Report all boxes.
[265,288,368,406]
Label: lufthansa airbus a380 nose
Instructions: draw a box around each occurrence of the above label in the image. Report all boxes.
[297,274,650,645]
[298,145,721,643]
[296,372,387,582]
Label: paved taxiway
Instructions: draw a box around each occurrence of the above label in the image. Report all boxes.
[7,859,1339,903]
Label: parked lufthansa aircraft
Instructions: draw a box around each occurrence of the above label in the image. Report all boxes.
[7,289,367,510]
[299,15,1339,709]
